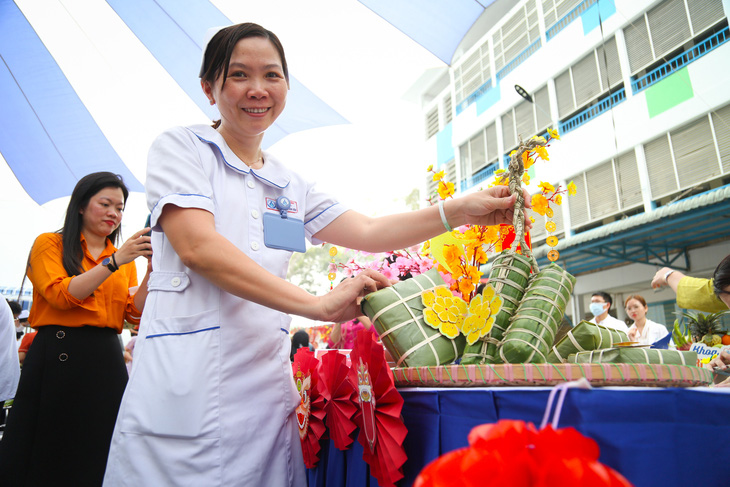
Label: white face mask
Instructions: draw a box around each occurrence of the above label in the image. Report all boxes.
[590,302,607,317]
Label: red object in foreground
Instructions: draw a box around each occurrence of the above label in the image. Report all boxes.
[318,350,358,450]
[292,348,326,469]
[348,330,408,487]
[415,419,633,487]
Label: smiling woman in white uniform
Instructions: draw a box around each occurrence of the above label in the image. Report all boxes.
[103,23,531,487]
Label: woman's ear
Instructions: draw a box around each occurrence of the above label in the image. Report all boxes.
[201,80,215,105]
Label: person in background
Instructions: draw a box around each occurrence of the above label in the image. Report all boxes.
[327,315,373,350]
[17,326,37,367]
[123,335,137,375]
[651,254,730,312]
[1,300,21,431]
[624,295,668,345]
[589,291,629,333]
[290,329,311,361]
[102,23,531,487]
[8,301,22,338]
[0,172,152,486]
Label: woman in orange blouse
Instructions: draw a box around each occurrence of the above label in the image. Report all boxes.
[0,172,152,486]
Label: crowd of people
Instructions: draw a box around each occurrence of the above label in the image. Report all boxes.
[0,19,729,487]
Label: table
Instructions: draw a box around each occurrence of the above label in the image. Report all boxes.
[307,386,730,487]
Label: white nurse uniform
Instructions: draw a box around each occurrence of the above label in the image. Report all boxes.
[103,125,347,486]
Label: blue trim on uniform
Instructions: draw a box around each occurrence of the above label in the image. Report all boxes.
[146,326,220,339]
[280,328,288,334]
[305,203,340,225]
[192,131,290,189]
[192,133,250,175]
[251,169,290,189]
[149,192,212,217]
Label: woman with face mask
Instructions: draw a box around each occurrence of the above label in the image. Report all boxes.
[102,22,532,487]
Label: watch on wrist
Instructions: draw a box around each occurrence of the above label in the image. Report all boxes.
[664,270,674,284]
[102,254,118,273]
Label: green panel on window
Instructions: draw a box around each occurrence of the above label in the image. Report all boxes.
[646,68,694,118]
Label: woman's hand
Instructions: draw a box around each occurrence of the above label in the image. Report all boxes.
[317,269,392,323]
[115,228,153,265]
[459,186,533,229]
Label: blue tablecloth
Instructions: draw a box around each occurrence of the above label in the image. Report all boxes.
[307,386,730,487]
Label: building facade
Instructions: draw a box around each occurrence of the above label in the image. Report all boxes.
[417,0,730,326]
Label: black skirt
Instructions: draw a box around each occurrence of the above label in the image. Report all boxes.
[0,325,128,487]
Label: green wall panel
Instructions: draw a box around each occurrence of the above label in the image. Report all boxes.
[645,68,694,118]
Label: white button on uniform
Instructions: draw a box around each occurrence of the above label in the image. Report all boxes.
[251,210,260,219]
[251,242,260,251]
[171,277,182,287]
[247,180,255,189]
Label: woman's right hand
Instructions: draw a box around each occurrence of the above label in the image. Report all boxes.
[317,269,392,323]
[115,228,153,265]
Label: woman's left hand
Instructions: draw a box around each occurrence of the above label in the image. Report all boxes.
[317,269,392,324]
[459,186,533,229]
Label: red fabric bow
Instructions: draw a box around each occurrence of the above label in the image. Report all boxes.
[415,419,633,487]
[348,330,408,487]
[318,349,358,450]
[292,348,326,468]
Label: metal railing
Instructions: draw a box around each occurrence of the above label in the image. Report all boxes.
[455,79,493,115]
[460,162,499,191]
[559,87,626,134]
[631,26,729,94]
[496,38,542,82]
[546,0,598,42]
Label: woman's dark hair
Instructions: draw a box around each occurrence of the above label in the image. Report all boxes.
[7,300,22,317]
[200,22,289,129]
[59,172,129,277]
[290,330,310,361]
[713,254,730,297]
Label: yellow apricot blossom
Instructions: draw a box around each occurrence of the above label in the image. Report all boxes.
[522,173,530,185]
[538,182,555,194]
[531,193,549,216]
[554,194,563,205]
[461,285,502,345]
[426,164,433,172]
[522,151,534,170]
[492,176,509,187]
[568,181,577,195]
[438,180,455,199]
[422,286,467,339]
[432,170,445,182]
[547,128,560,140]
[534,146,549,161]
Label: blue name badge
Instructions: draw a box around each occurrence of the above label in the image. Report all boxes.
[263,196,306,253]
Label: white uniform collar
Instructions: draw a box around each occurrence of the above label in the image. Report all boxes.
[187,125,291,189]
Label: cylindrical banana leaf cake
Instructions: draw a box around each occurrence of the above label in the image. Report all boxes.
[361,269,465,368]
[499,263,576,363]
[461,251,533,365]
[569,348,697,365]
[546,320,629,363]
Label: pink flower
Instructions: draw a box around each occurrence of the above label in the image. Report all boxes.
[327,263,337,273]
[380,267,399,280]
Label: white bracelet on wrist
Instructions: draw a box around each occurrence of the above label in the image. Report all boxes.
[438,200,452,232]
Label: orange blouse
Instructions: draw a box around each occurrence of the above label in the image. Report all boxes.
[27,233,142,333]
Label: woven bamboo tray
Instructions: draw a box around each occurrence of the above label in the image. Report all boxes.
[392,363,712,388]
